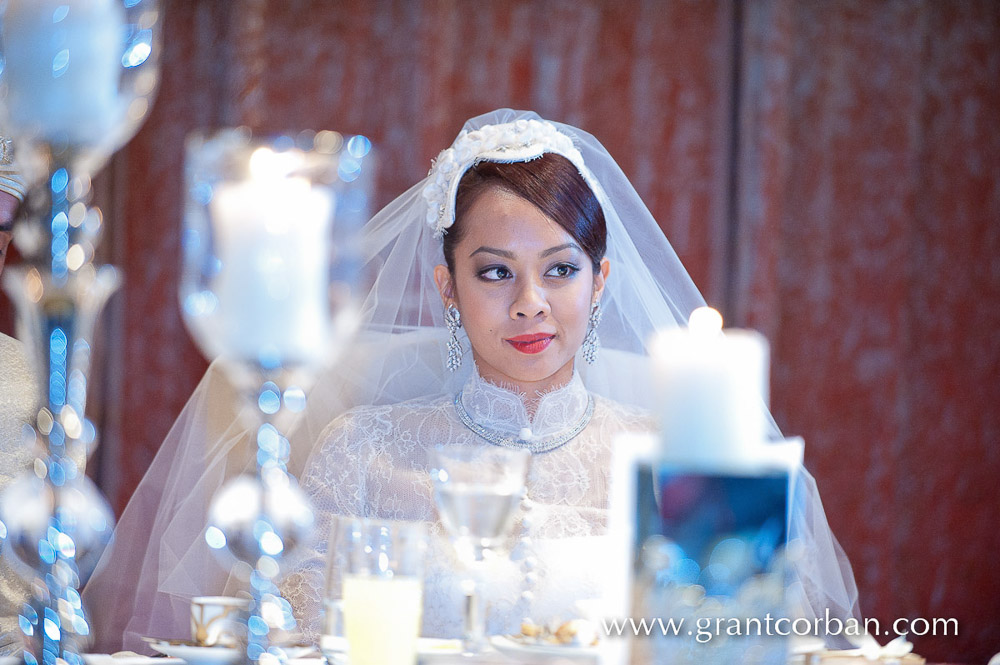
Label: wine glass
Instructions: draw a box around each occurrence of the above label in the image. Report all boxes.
[181,128,374,664]
[431,444,531,654]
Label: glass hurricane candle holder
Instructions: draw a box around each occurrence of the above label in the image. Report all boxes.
[181,128,374,665]
[0,0,162,183]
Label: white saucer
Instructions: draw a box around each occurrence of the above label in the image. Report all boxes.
[2,655,182,665]
[83,655,185,665]
[147,643,240,665]
[322,636,462,658]
[490,635,599,664]
[417,638,464,659]
[147,641,315,665]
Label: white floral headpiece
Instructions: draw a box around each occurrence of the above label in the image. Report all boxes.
[422,119,601,239]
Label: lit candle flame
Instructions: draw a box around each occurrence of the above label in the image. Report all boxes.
[688,306,723,334]
[249,146,301,180]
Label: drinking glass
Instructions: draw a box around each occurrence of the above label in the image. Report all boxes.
[340,518,427,665]
[319,516,356,664]
[431,445,531,654]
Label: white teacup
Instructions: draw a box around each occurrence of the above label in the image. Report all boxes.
[191,596,251,647]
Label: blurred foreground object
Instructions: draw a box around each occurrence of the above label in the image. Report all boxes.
[0,1,161,662]
[181,128,373,664]
[624,307,802,665]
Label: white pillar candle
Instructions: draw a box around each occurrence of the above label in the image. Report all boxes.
[2,0,125,144]
[209,147,335,366]
[650,307,770,472]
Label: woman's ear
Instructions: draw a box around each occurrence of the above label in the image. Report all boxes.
[433,264,456,307]
[592,257,610,302]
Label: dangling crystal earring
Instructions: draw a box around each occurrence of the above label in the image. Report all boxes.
[582,300,602,365]
[445,304,463,372]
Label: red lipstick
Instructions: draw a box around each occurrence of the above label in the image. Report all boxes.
[506,333,555,354]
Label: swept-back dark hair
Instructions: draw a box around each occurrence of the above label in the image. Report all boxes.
[443,152,607,273]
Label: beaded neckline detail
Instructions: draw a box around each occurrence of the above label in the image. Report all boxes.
[453,389,595,453]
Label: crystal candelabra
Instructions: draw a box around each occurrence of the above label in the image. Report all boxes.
[182,128,373,665]
[0,1,162,663]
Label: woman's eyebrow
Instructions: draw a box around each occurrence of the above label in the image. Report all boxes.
[540,243,581,258]
[469,246,514,259]
[468,243,581,260]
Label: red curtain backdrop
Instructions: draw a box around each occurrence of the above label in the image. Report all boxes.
[1,1,996,661]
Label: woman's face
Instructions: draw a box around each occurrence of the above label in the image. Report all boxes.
[434,187,609,395]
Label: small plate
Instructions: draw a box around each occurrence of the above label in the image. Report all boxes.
[83,655,185,665]
[147,641,315,665]
[490,635,599,664]
[322,637,461,664]
[417,638,464,659]
[147,643,240,665]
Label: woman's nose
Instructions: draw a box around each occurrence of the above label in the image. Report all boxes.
[510,278,550,319]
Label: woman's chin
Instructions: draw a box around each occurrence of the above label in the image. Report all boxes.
[476,352,575,390]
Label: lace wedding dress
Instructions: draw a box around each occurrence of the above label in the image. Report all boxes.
[281,367,653,640]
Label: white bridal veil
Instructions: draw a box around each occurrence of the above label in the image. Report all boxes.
[82,109,859,651]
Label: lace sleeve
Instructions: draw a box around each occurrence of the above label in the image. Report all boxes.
[1,334,38,656]
[280,405,394,643]
[0,573,27,656]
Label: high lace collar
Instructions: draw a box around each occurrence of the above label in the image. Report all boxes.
[458,367,591,441]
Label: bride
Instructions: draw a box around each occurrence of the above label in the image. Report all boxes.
[83,109,858,651]
[281,125,652,639]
